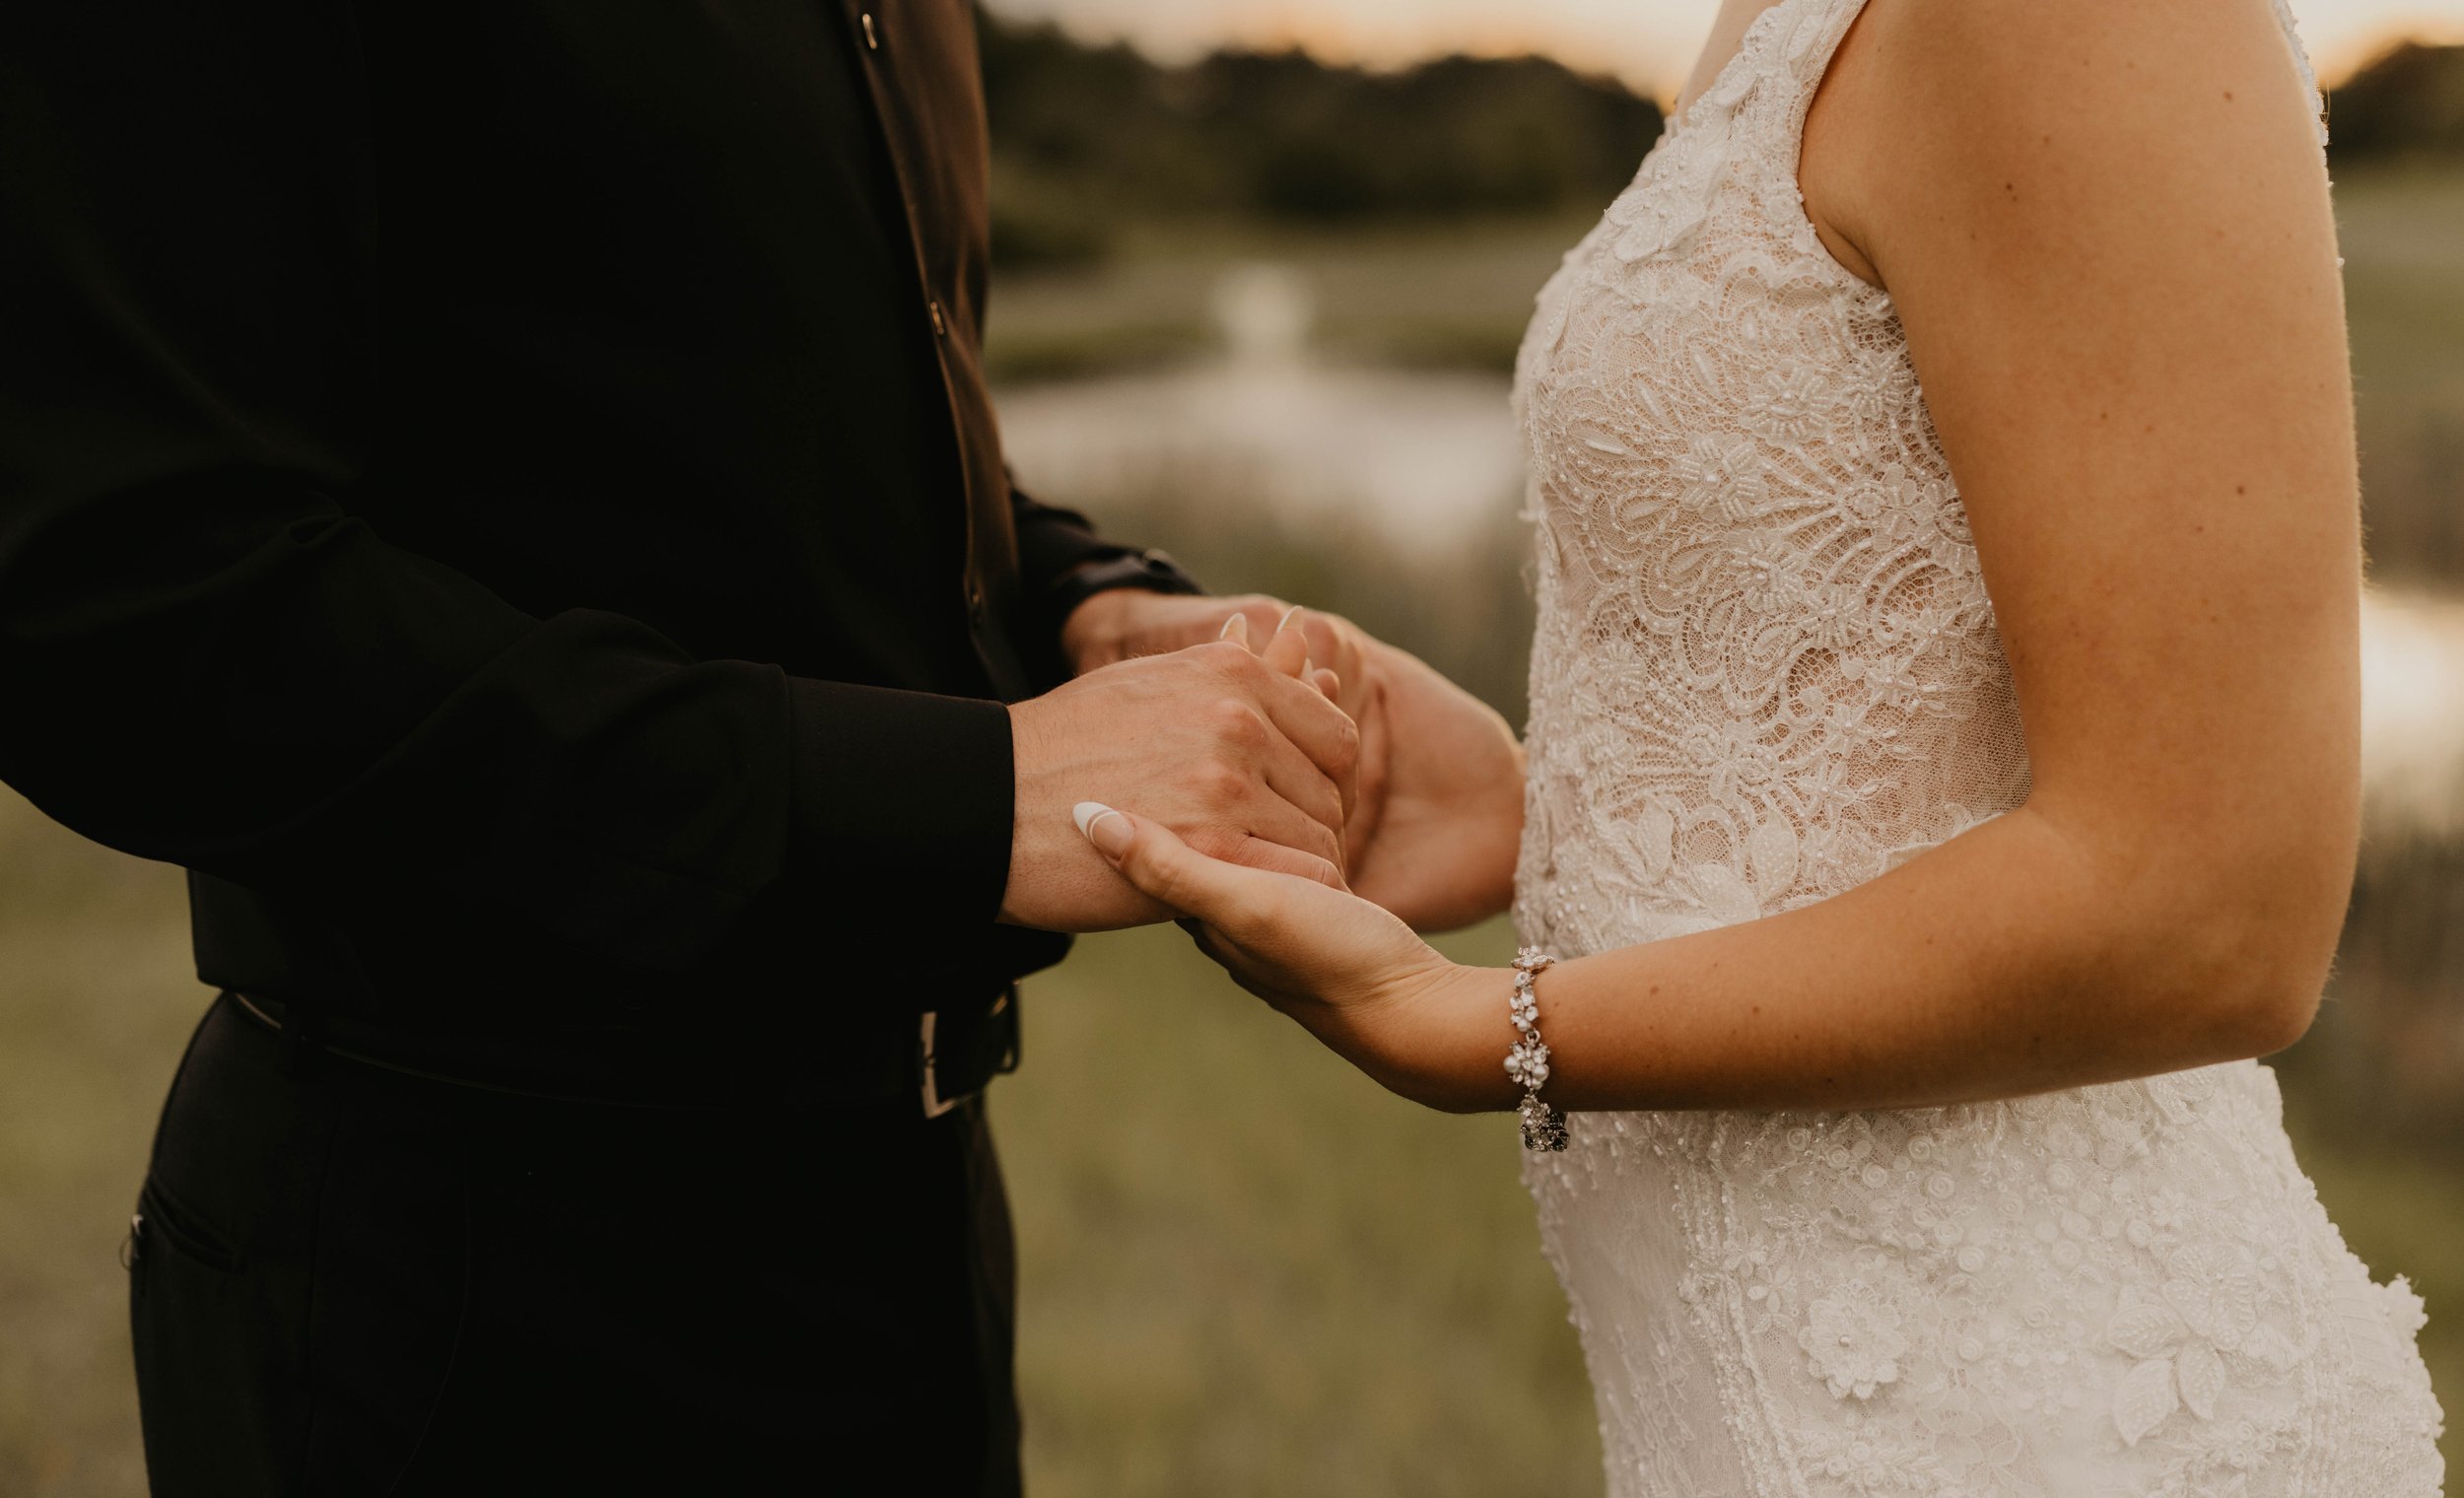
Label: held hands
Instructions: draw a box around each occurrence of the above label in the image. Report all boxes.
[1061,589,1385,832]
[1061,587,1525,930]
[1000,620,1357,931]
[1026,585,1533,1111]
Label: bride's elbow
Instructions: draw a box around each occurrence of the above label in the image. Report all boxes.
[2143,852,2348,1065]
[2126,917,2328,1069]
[2218,959,2327,1059]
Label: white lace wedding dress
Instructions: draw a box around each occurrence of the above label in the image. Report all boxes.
[1507,0,2447,1492]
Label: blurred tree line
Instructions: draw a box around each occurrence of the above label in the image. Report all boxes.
[976,7,1662,266]
[2330,42,2464,161]
[2327,45,2464,592]
[979,8,2464,269]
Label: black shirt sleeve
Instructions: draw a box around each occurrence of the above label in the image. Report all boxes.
[0,6,1016,974]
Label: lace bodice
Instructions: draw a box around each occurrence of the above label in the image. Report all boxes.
[1506,1,2444,1493]
[1511,0,2027,953]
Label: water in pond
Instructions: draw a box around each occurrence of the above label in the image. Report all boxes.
[997,263,2464,838]
[997,263,1526,555]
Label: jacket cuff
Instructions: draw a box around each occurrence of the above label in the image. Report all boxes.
[785,679,1015,928]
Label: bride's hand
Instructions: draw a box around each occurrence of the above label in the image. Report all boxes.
[1072,800,1507,1112]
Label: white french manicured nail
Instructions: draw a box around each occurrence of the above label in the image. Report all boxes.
[1072,801,1115,839]
[1219,614,1250,644]
[1276,604,1305,635]
[1074,802,1133,858]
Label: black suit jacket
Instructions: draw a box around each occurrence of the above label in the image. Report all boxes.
[0,1,1165,1091]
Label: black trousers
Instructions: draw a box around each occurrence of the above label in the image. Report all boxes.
[128,994,1020,1496]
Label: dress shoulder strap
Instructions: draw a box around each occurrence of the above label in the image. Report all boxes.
[2258,0,2330,150]
[1769,0,1872,137]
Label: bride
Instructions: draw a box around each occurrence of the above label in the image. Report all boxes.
[1074,0,2446,1490]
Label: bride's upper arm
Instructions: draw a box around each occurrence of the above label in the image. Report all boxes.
[1815,0,2360,989]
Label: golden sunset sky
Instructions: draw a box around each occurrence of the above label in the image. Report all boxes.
[986,0,2464,95]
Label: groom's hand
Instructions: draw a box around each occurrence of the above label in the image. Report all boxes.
[1061,589,1387,838]
[1062,589,1372,718]
[1061,590,1285,675]
[1066,589,1526,929]
[1000,641,1359,931]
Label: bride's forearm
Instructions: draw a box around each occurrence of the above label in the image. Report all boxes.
[1386,805,2335,1116]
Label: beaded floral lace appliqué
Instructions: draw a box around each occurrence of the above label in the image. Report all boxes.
[1505,0,2444,1494]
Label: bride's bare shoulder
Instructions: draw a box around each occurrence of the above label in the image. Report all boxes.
[1829,0,2315,114]
[1805,0,2328,289]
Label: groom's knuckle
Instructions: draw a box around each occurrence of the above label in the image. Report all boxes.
[1199,693,1245,733]
[1192,758,1250,806]
[1208,699,1266,749]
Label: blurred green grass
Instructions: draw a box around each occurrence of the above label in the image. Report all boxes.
[3,791,2455,1496]
[999,918,1600,1494]
[0,793,197,1498]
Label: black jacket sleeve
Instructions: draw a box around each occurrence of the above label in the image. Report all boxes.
[0,7,1013,974]
[1005,476,1208,689]
[1011,484,1138,602]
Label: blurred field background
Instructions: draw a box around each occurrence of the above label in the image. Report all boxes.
[6,12,2464,1497]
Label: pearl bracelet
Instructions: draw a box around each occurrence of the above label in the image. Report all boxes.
[1507,947,1568,1152]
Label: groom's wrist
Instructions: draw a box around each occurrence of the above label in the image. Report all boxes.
[1051,550,1204,670]
[1057,587,1143,674]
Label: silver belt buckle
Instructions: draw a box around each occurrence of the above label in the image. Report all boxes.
[919,990,1014,1120]
[919,1011,958,1119]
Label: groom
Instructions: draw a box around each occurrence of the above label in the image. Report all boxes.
[0,2,1523,1494]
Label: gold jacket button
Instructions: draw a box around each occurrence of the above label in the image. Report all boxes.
[860,12,879,50]
[928,300,947,337]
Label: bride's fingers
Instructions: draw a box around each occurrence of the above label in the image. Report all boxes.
[1262,607,1313,680]
[1219,603,1344,709]
[1179,917,1245,977]
[1074,801,1295,937]
[1221,606,1335,697]
[1226,834,1347,891]
[1292,611,1371,724]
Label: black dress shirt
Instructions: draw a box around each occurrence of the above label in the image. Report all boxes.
[0,1,1166,1092]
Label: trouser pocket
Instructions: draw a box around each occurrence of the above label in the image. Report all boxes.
[129,1173,310,1497]
[128,993,470,1496]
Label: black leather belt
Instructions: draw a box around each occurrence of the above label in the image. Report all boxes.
[226,986,1020,1115]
